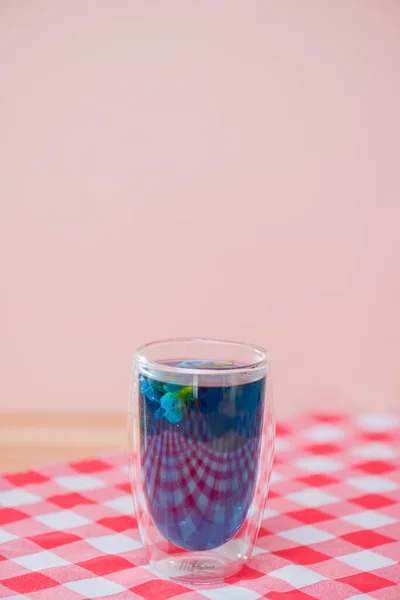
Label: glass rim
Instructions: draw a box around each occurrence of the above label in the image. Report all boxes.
[135,337,269,377]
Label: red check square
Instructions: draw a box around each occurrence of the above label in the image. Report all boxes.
[355,460,396,474]
[228,565,265,582]
[97,515,137,532]
[117,482,132,493]
[350,493,396,509]
[48,492,95,508]
[29,531,82,549]
[266,591,317,599]
[342,530,395,549]
[311,413,344,422]
[258,526,273,537]
[304,444,341,454]
[5,471,49,486]
[288,508,333,524]
[0,508,27,525]
[362,432,394,442]
[79,555,134,576]
[2,573,58,593]
[339,573,396,593]
[276,423,292,435]
[274,546,330,565]
[299,475,338,487]
[70,459,111,473]
[132,579,190,599]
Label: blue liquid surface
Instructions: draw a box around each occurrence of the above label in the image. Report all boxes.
[139,361,265,551]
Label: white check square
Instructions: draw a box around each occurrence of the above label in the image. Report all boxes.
[295,457,344,473]
[343,510,396,529]
[269,564,326,588]
[305,424,345,442]
[347,594,375,600]
[280,525,335,545]
[288,489,339,507]
[275,438,292,452]
[0,490,40,507]
[87,533,141,554]
[202,587,262,600]
[0,528,17,543]
[270,471,285,485]
[357,414,399,431]
[13,550,70,571]
[338,550,396,571]
[105,495,134,515]
[36,509,91,530]
[54,475,105,491]
[252,545,270,555]
[263,508,278,519]
[347,476,398,493]
[65,577,126,598]
[351,443,398,460]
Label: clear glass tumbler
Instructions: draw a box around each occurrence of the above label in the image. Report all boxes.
[128,338,274,583]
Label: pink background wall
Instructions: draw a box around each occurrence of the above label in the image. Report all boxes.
[1,1,399,417]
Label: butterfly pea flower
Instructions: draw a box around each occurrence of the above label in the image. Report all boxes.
[154,406,166,419]
[161,392,187,424]
[140,376,163,403]
[147,387,163,403]
[152,379,166,392]
[139,377,150,395]
[176,385,193,402]
[163,383,182,393]
[140,375,194,423]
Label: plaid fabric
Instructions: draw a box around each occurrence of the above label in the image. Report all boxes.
[0,413,399,599]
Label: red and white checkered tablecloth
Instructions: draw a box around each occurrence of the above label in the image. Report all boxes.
[0,413,399,600]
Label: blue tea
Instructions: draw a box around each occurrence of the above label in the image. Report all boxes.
[139,361,265,551]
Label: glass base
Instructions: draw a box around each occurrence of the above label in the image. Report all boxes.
[150,551,245,584]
